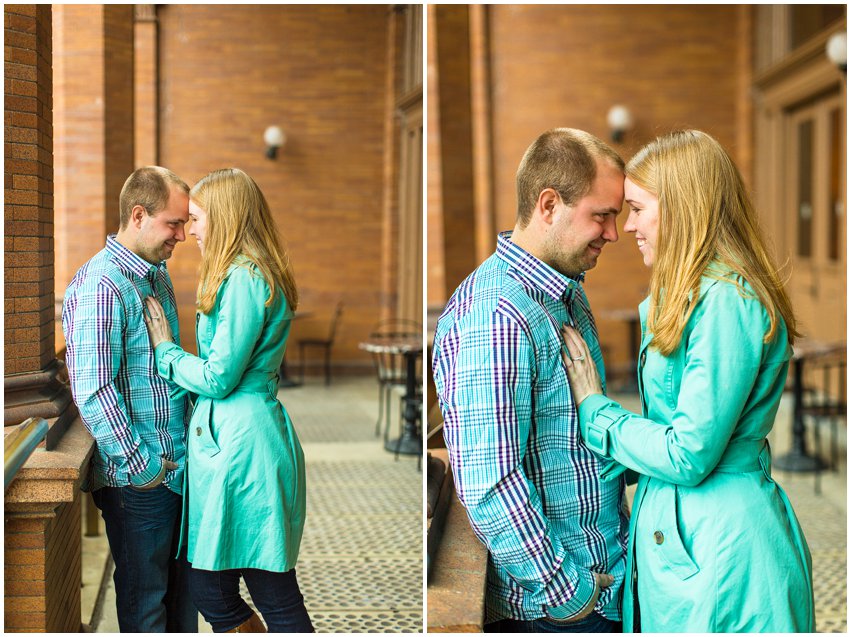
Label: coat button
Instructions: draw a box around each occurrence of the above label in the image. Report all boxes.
[196,427,202,436]
[654,530,664,544]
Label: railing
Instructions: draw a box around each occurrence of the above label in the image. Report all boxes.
[4,417,49,491]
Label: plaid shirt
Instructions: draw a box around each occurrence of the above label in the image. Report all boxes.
[62,235,188,493]
[432,232,628,623]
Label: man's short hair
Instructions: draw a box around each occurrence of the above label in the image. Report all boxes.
[515,128,624,227]
[118,166,189,229]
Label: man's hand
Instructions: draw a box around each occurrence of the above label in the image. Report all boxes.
[143,296,174,348]
[572,572,615,622]
[560,324,603,406]
[133,458,178,490]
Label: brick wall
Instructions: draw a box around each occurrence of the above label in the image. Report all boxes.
[5,4,54,375]
[156,5,392,368]
[428,5,750,369]
[5,497,83,632]
[52,4,135,347]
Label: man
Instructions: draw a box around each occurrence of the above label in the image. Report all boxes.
[432,129,628,632]
[63,166,197,632]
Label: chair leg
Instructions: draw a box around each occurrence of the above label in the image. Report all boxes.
[383,386,393,443]
[324,346,331,386]
[375,382,385,437]
[299,343,307,384]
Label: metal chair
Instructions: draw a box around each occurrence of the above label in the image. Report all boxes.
[297,301,343,386]
[802,344,847,493]
[368,318,422,442]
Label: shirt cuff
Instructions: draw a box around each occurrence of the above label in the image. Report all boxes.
[128,452,165,488]
[544,568,598,620]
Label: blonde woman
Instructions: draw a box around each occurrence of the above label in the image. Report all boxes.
[145,168,313,633]
[561,130,814,632]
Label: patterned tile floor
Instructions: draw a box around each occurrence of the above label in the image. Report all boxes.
[83,386,843,633]
[87,376,423,633]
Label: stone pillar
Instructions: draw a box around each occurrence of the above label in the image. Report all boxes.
[4,420,95,632]
[5,5,101,632]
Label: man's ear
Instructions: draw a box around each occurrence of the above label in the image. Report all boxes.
[535,188,560,226]
[129,204,148,229]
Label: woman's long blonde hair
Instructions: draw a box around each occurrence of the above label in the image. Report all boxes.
[627,130,798,355]
[191,168,298,314]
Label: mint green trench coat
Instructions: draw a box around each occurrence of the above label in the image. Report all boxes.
[154,261,306,572]
[578,274,815,632]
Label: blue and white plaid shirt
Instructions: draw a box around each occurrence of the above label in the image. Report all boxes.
[63,235,188,493]
[432,231,628,623]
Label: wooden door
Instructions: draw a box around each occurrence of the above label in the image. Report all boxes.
[785,93,846,343]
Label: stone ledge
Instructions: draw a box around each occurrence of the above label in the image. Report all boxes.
[427,448,488,633]
[5,416,94,508]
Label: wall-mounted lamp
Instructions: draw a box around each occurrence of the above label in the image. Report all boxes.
[263,125,286,159]
[606,105,634,144]
[826,31,846,74]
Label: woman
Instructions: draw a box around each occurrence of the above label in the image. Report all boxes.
[144,168,313,633]
[561,130,815,632]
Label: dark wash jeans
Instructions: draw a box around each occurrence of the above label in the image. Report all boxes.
[485,611,622,633]
[91,484,197,633]
[190,566,314,633]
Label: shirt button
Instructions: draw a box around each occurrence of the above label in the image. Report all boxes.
[640,351,647,366]
[196,427,202,436]
[654,530,664,545]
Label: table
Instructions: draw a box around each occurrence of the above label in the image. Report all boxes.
[774,339,837,472]
[599,308,640,393]
[359,335,423,456]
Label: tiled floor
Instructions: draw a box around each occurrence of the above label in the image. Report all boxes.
[82,386,844,633]
[85,375,423,633]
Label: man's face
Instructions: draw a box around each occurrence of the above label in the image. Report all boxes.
[544,161,623,278]
[135,186,190,264]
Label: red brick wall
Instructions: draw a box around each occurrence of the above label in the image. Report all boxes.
[53,5,135,345]
[428,5,750,369]
[5,498,82,632]
[156,5,392,368]
[5,4,54,375]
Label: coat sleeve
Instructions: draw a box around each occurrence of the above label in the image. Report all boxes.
[579,282,767,487]
[154,265,269,399]
[433,309,598,619]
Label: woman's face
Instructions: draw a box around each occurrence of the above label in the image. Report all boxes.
[623,177,660,267]
[188,200,208,255]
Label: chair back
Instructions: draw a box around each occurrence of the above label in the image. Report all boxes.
[327,301,344,343]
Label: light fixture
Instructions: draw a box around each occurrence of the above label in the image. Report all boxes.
[263,126,286,159]
[826,31,846,74]
[606,105,634,144]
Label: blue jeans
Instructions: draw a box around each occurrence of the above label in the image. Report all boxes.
[190,567,314,633]
[91,485,197,633]
[485,612,622,633]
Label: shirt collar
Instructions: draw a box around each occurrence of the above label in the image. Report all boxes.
[495,230,584,303]
[105,234,164,280]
